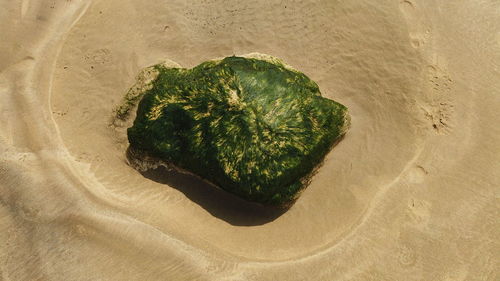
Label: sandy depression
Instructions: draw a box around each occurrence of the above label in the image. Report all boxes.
[0,0,498,280]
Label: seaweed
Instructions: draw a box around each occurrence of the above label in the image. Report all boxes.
[127,56,350,206]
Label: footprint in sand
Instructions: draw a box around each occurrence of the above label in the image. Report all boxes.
[397,243,417,267]
[399,0,429,48]
[408,164,428,184]
[421,65,455,135]
[407,198,432,227]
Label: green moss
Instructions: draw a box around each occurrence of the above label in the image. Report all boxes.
[128,55,349,206]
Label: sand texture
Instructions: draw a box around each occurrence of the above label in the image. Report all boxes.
[0,0,499,280]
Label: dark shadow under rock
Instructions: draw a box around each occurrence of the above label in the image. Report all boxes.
[126,147,288,226]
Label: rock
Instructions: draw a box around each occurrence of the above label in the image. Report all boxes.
[127,55,350,206]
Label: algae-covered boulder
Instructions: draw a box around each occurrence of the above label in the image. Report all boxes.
[127,55,349,206]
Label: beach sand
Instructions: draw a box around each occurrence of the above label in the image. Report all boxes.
[0,0,498,280]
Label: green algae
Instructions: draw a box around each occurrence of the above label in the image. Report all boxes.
[127,55,350,206]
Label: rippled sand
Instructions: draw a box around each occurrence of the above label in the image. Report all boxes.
[1,0,498,280]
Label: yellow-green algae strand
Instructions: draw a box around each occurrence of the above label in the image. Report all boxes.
[128,56,349,206]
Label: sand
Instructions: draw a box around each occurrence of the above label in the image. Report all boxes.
[0,0,498,280]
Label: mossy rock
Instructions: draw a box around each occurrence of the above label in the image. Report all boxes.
[127,55,350,206]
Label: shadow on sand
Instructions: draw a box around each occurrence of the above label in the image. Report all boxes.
[127,148,288,226]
